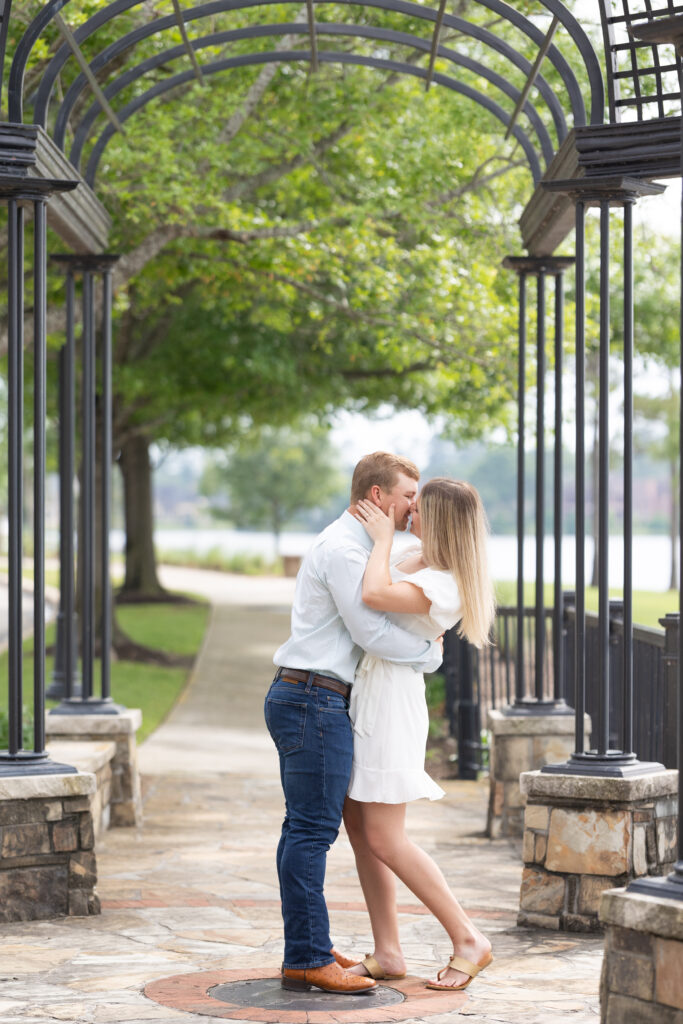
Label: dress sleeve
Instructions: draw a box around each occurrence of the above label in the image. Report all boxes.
[408,569,462,631]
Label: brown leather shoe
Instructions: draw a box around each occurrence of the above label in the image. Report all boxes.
[331,948,361,969]
[282,961,376,994]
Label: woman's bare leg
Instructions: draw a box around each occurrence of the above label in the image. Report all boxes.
[358,801,491,987]
[342,797,406,977]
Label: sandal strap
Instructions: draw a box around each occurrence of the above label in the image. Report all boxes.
[362,955,384,979]
[447,955,482,978]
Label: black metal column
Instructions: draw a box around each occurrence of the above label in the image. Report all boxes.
[553,270,567,704]
[535,270,546,702]
[597,198,610,755]
[622,200,635,758]
[574,201,587,755]
[48,267,80,701]
[541,174,666,778]
[81,268,96,702]
[7,199,23,758]
[32,195,48,758]
[0,178,78,777]
[515,269,527,704]
[101,266,114,701]
[48,254,122,717]
[627,13,683,898]
[503,255,574,716]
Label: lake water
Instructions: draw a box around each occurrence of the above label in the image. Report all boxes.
[109,528,679,592]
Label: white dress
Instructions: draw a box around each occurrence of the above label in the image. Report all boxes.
[347,554,462,804]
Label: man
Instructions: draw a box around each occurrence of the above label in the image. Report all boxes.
[265,452,443,995]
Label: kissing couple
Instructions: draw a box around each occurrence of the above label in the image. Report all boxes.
[265,451,495,995]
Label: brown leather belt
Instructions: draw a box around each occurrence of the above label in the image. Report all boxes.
[275,667,351,700]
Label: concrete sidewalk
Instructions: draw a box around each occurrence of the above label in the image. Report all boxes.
[0,567,603,1023]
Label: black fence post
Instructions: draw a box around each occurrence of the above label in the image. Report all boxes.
[659,614,680,771]
[442,630,481,779]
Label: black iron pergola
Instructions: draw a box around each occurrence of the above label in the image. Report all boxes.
[0,0,681,900]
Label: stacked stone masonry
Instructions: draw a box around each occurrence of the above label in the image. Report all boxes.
[600,888,683,1024]
[45,708,143,827]
[0,772,100,922]
[46,739,115,837]
[487,708,591,837]
[518,769,679,932]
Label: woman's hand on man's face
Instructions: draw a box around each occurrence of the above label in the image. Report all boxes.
[353,499,395,543]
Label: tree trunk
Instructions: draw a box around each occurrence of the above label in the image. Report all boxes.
[117,432,167,600]
[669,456,678,592]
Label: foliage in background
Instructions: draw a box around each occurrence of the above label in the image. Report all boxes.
[0,603,209,749]
[201,421,345,549]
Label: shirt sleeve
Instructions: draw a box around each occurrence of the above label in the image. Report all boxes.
[407,569,462,632]
[325,546,443,674]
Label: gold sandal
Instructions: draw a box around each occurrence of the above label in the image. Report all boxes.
[425,951,493,991]
[360,954,407,980]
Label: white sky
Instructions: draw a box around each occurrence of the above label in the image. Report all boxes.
[330,408,440,468]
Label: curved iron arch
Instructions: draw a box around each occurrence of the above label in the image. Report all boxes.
[65,24,556,173]
[46,10,569,154]
[12,0,601,134]
[534,0,605,125]
[84,49,543,187]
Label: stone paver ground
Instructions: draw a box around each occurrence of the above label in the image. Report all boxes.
[0,567,603,1023]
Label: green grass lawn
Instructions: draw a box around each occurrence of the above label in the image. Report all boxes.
[494,581,677,630]
[0,599,210,747]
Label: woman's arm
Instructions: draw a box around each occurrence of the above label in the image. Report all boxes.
[353,501,432,615]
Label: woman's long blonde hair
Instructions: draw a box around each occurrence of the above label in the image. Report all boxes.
[420,478,496,649]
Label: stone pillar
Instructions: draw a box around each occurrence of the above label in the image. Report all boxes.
[45,709,143,826]
[600,888,683,1023]
[0,771,100,920]
[486,708,590,837]
[46,739,116,838]
[518,769,678,931]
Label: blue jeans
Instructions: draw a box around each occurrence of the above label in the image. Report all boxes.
[264,673,353,970]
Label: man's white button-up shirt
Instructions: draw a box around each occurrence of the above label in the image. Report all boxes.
[274,511,443,685]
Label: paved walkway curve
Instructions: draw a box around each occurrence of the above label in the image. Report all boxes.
[0,567,603,1024]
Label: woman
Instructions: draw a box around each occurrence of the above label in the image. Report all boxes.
[343,477,495,991]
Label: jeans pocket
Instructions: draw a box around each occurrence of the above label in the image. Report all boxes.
[320,692,349,713]
[265,698,307,754]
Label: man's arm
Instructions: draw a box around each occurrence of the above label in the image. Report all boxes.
[325,547,442,673]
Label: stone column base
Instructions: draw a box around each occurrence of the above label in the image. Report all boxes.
[486,708,590,838]
[0,772,100,921]
[46,708,143,827]
[600,887,683,1023]
[47,740,116,838]
[518,769,678,932]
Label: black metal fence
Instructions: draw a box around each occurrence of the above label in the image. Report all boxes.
[443,598,678,778]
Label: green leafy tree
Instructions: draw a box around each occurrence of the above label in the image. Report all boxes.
[2,1,538,611]
[201,423,345,553]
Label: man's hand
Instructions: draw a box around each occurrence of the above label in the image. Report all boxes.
[353,500,395,545]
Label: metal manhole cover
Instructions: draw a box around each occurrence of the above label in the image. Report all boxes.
[209,978,405,1012]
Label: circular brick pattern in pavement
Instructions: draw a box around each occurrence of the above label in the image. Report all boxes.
[209,978,404,1011]
[145,967,470,1022]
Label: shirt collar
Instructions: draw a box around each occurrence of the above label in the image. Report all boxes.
[341,509,374,551]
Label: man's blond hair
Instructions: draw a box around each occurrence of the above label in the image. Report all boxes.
[350,452,419,504]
